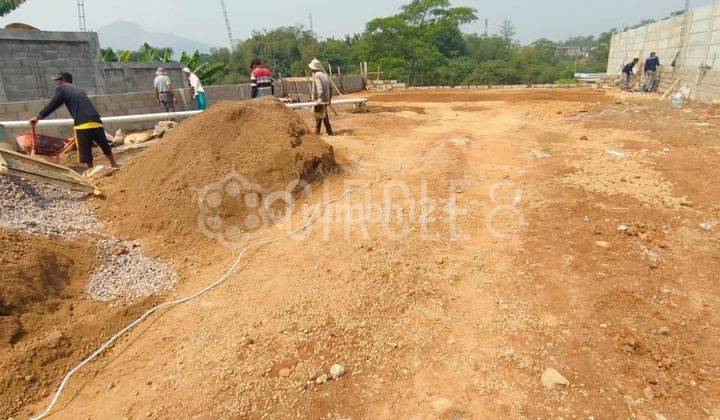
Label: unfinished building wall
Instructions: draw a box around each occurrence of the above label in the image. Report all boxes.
[103,63,186,94]
[0,29,191,101]
[608,1,720,102]
[0,29,106,102]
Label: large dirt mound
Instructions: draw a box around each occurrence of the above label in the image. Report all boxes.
[0,230,93,346]
[96,98,335,254]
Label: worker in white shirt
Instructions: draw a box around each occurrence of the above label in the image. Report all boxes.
[182,67,207,110]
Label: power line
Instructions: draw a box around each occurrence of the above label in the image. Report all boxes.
[220,0,234,50]
[77,0,87,32]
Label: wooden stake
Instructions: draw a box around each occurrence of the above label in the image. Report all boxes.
[660,78,681,101]
[318,62,344,96]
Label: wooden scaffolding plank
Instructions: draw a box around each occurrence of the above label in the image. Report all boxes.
[0,149,100,195]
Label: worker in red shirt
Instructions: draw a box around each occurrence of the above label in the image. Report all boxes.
[250,59,274,98]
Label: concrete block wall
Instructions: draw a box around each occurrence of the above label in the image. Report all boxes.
[0,29,194,101]
[0,74,365,139]
[0,29,105,102]
[103,63,186,94]
[608,1,720,101]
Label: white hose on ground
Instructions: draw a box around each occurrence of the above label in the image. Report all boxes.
[31,165,398,420]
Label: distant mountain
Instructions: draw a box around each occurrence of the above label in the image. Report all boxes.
[97,21,216,54]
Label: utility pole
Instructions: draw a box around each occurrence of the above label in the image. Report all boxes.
[484,18,488,36]
[309,13,314,33]
[77,0,87,32]
[220,0,234,51]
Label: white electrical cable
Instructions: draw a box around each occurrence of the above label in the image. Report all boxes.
[31,165,398,420]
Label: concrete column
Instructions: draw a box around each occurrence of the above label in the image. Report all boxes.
[0,68,8,103]
[702,2,719,68]
[121,68,132,93]
[87,32,107,94]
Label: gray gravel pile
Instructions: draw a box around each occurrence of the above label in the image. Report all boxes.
[0,174,98,239]
[1,174,177,301]
[87,238,177,302]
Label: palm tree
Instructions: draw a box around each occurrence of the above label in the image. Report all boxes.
[0,0,28,17]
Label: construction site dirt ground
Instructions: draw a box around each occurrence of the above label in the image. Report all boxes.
[5,87,720,419]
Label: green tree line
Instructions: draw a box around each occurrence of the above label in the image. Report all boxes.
[106,0,613,87]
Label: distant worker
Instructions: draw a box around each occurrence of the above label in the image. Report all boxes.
[29,72,119,169]
[250,59,274,98]
[183,67,207,110]
[621,58,639,91]
[643,52,661,92]
[309,59,334,136]
[153,67,177,113]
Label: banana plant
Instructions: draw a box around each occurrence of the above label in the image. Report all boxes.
[117,50,132,62]
[102,48,118,62]
[0,0,27,17]
[137,43,157,62]
[194,62,226,85]
[180,50,226,85]
[160,48,173,63]
[180,50,200,70]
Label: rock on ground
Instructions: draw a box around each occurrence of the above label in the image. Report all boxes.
[329,364,346,381]
[541,368,570,389]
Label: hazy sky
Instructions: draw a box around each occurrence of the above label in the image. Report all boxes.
[1,0,717,48]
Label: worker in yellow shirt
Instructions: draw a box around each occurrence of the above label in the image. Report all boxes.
[29,72,118,169]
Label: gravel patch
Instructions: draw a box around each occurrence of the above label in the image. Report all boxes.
[87,238,177,301]
[0,174,98,239]
[1,173,177,301]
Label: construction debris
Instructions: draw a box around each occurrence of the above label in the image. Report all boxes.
[125,130,156,145]
[154,120,179,138]
[112,129,126,146]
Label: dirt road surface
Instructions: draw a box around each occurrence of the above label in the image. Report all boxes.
[16,88,720,419]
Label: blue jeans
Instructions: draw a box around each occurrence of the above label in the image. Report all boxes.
[195,92,207,110]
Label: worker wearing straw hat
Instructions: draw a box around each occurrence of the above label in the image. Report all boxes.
[153,67,177,112]
[309,59,333,136]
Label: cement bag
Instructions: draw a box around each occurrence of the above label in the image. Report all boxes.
[113,129,126,146]
[126,130,156,144]
[84,165,117,180]
[154,121,179,138]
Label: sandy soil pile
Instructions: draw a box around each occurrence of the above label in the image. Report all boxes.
[0,230,93,346]
[96,98,335,253]
[0,229,92,416]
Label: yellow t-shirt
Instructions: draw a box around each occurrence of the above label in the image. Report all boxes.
[74,122,103,130]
